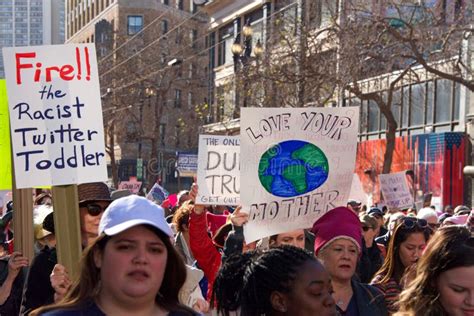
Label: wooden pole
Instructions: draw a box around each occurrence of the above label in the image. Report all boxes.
[11,134,34,259]
[11,185,34,259]
[52,185,82,281]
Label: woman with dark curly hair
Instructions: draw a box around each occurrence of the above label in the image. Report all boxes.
[397,225,474,316]
[212,245,336,316]
[242,246,336,316]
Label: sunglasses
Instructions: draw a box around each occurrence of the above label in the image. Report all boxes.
[428,223,441,229]
[81,203,107,216]
[401,217,428,229]
[362,226,373,232]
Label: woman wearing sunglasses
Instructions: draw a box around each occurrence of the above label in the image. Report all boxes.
[371,217,431,314]
[31,195,198,316]
[21,182,112,314]
[397,225,474,316]
[358,215,383,283]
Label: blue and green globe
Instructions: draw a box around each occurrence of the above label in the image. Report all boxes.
[258,140,329,197]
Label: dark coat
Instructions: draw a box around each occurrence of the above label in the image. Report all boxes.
[352,280,388,316]
[20,247,57,315]
[357,242,383,283]
[0,256,25,316]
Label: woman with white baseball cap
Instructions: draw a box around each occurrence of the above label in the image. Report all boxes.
[31,195,198,316]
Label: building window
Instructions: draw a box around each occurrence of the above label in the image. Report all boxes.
[162,0,169,5]
[159,124,166,146]
[175,28,182,44]
[188,92,193,108]
[435,79,452,123]
[454,83,461,120]
[188,63,194,79]
[360,100,368,134]
[175,124,181,147]
[127,16,143,35]
[390,89,402,127]
[177,0,184,10]
[174,89,182,108]
[190,29,197,48]
[402,86,410,128]
[368,100,379,132]
[426,81,435,124]
[161,19,168,35]
[410,83,425,126]
[217,23,234,66]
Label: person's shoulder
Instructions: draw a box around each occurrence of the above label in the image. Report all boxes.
[39,303,104,316]
[168,309,202,316]
[39,310,83,316]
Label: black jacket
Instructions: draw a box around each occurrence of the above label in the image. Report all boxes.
[357,242,383,283]
[352,280,388,316]
[0,256,25,316]
[20,247,57,315]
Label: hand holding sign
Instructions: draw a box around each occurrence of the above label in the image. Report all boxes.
[230,206,248,227]
[189,183,205,215]
[50,263,71,303]
[7,252,28,279]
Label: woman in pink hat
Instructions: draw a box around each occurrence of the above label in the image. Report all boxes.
[312,207,388,315]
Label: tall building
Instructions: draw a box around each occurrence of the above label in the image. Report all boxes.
[65,0,208,191]
[0,0,65,78]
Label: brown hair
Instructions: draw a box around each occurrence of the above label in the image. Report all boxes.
[360,214,378,230]
[172,201,193,233]
[372,220,430,285]
[31,225,194,315]
[398,226,474,316]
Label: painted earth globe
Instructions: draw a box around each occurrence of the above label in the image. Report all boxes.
[258,140,329,197]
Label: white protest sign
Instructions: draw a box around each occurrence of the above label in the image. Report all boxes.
[197,135,240,205]
[379,171,414,210]
[2,44,107,188]
[241,107,359,242]
[118,181,142,194]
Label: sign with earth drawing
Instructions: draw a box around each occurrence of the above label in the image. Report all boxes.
[240,107,359,242]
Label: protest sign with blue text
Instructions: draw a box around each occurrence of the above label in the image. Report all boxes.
[197,134,240,206]
[2,44,107,188]
[241,107,359,242]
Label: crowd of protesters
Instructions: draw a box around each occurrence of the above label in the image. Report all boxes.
[0,183,472,315]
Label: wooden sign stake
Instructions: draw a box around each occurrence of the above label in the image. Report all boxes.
[52,185,82,281]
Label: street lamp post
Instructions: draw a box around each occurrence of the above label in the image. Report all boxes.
[137,87,156,182]
[231,20,264,118]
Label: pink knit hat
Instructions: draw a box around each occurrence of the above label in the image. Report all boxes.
[311,207,362,256]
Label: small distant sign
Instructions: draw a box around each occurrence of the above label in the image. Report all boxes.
[177,152,197,177]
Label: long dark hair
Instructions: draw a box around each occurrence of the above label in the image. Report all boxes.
[372,220,430,285]
[31,225,194,315]
[398,226,474,315]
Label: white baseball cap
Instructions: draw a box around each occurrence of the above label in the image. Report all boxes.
[99,195,173,237]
